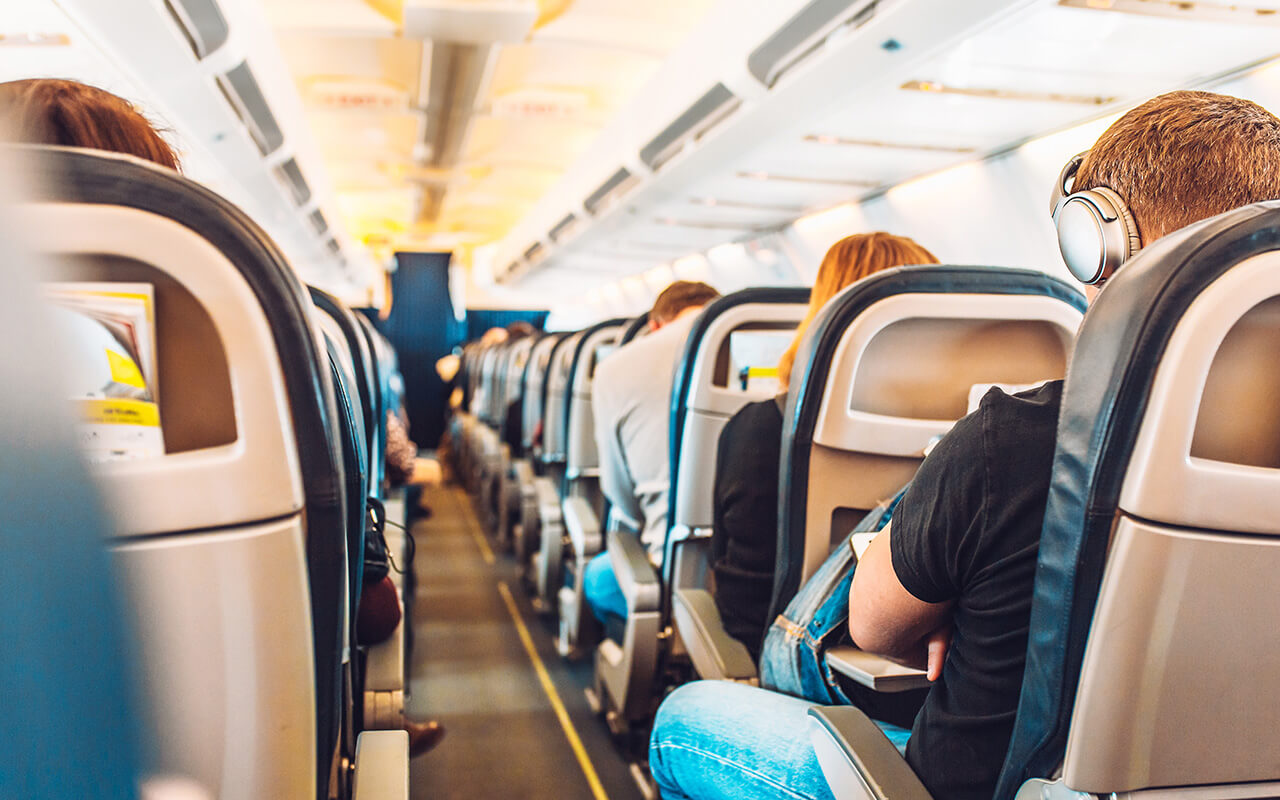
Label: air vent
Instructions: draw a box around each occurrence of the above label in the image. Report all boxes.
[216,61,285,156]
[524,242,547,265]
[639,83,742,172]
[309,209,328,235]
[549,213,580,243]
[584,167,640,216]
[273,158,312,206]
[325,237,341,255]
[163,0,229,59]
[748,0,882,89]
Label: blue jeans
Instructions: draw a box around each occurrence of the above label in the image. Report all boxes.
[583,552,627,625]
[650,681,913,800]
[650,681,835,800]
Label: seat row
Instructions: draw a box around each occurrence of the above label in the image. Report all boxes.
[448,205,1280,800]
[17,144,413,800]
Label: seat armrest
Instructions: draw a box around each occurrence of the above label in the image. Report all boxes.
[534,477,561,523]
[671,588,757,681]
[607,528,661,613]
[562,496,603,557]
[807,707,932,800]
[825,646,931,693]
[513,459,536,496]
[352,730,409,800]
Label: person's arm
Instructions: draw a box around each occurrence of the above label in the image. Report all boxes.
[848,522,953,680]
[848,405,989,681]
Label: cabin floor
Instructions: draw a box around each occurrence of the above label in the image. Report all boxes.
[407,483,650,800]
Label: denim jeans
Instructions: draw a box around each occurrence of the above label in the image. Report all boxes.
[649,682,913,800]
[650,681,836,800]
[760,488,909,705]
[583,551,627,625]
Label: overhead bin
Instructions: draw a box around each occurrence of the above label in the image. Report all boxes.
[584,167,642,217]
[215,61,285,157]
[640,83,742,173]
[747,0,883,89]
[274,157,312,207]
[162,0,230,60]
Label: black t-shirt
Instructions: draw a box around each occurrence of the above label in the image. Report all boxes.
[710,396,785,659]
[888,381,1062,800]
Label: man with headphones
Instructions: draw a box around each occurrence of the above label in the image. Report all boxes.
[648,90,1280,800]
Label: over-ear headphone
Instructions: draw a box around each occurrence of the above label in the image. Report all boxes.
[1049,151,1141,285]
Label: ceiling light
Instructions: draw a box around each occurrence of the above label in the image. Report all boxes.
[802,134,977,154]
[1059,0,1280,24]
[691,197,807,212]
[737,171,878,188]
[0,32,71,47]
[654,217,773,231]
[901,79,1116,105]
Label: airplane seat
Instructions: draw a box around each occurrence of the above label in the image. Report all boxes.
[807,205,1280,800]
[678,267,1084,689]
[531,329,584,611]
[514,332,567,571]
[594,287,810,731]
[312,288,379,500]
[14,144,399,800]
[555,317,628,657]
[618,311,650,345]
[353,312,391,496]
[497,334,539,549]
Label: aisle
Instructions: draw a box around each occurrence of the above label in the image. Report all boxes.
[407,485,648,800]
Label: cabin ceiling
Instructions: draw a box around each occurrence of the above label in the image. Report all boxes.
[503,0,1280,301]
[263,0,718,264]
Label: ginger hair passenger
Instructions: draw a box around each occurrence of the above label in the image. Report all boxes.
[0,78,180,171]
[777,232,938,388]
[1074,90,1280,246]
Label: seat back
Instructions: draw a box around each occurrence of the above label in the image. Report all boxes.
[312,287,377,498]
[668,288,811,541]
[542,330,584,471]
[999,202,1280,800]
[522,332,564,454]
[564,318,628,493]
[18,146,345,800]
[618,312,650,345]
[772,266,1085,624]
[354,312,391,495]
[503,335,538,425]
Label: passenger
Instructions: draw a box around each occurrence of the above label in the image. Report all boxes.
[649,90,1280,800]
[711,233,938,660]
[0,78,180,170]
[585,280,721,627]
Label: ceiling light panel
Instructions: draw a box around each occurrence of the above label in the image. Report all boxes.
[909,2,1280,106]
[1058,0,1280,25]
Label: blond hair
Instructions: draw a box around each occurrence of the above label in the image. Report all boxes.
[777,232,938,388]
[1076,90,1280,244]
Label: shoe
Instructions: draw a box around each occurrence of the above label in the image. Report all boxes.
[406,719,445,757]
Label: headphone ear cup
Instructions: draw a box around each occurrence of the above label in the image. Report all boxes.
[1091,186,1141,261]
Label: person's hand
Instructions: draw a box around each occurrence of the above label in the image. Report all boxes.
[925,624,952,682]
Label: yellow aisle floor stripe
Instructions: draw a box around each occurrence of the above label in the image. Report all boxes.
[461,495,496,564]
[497,581,610,800]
